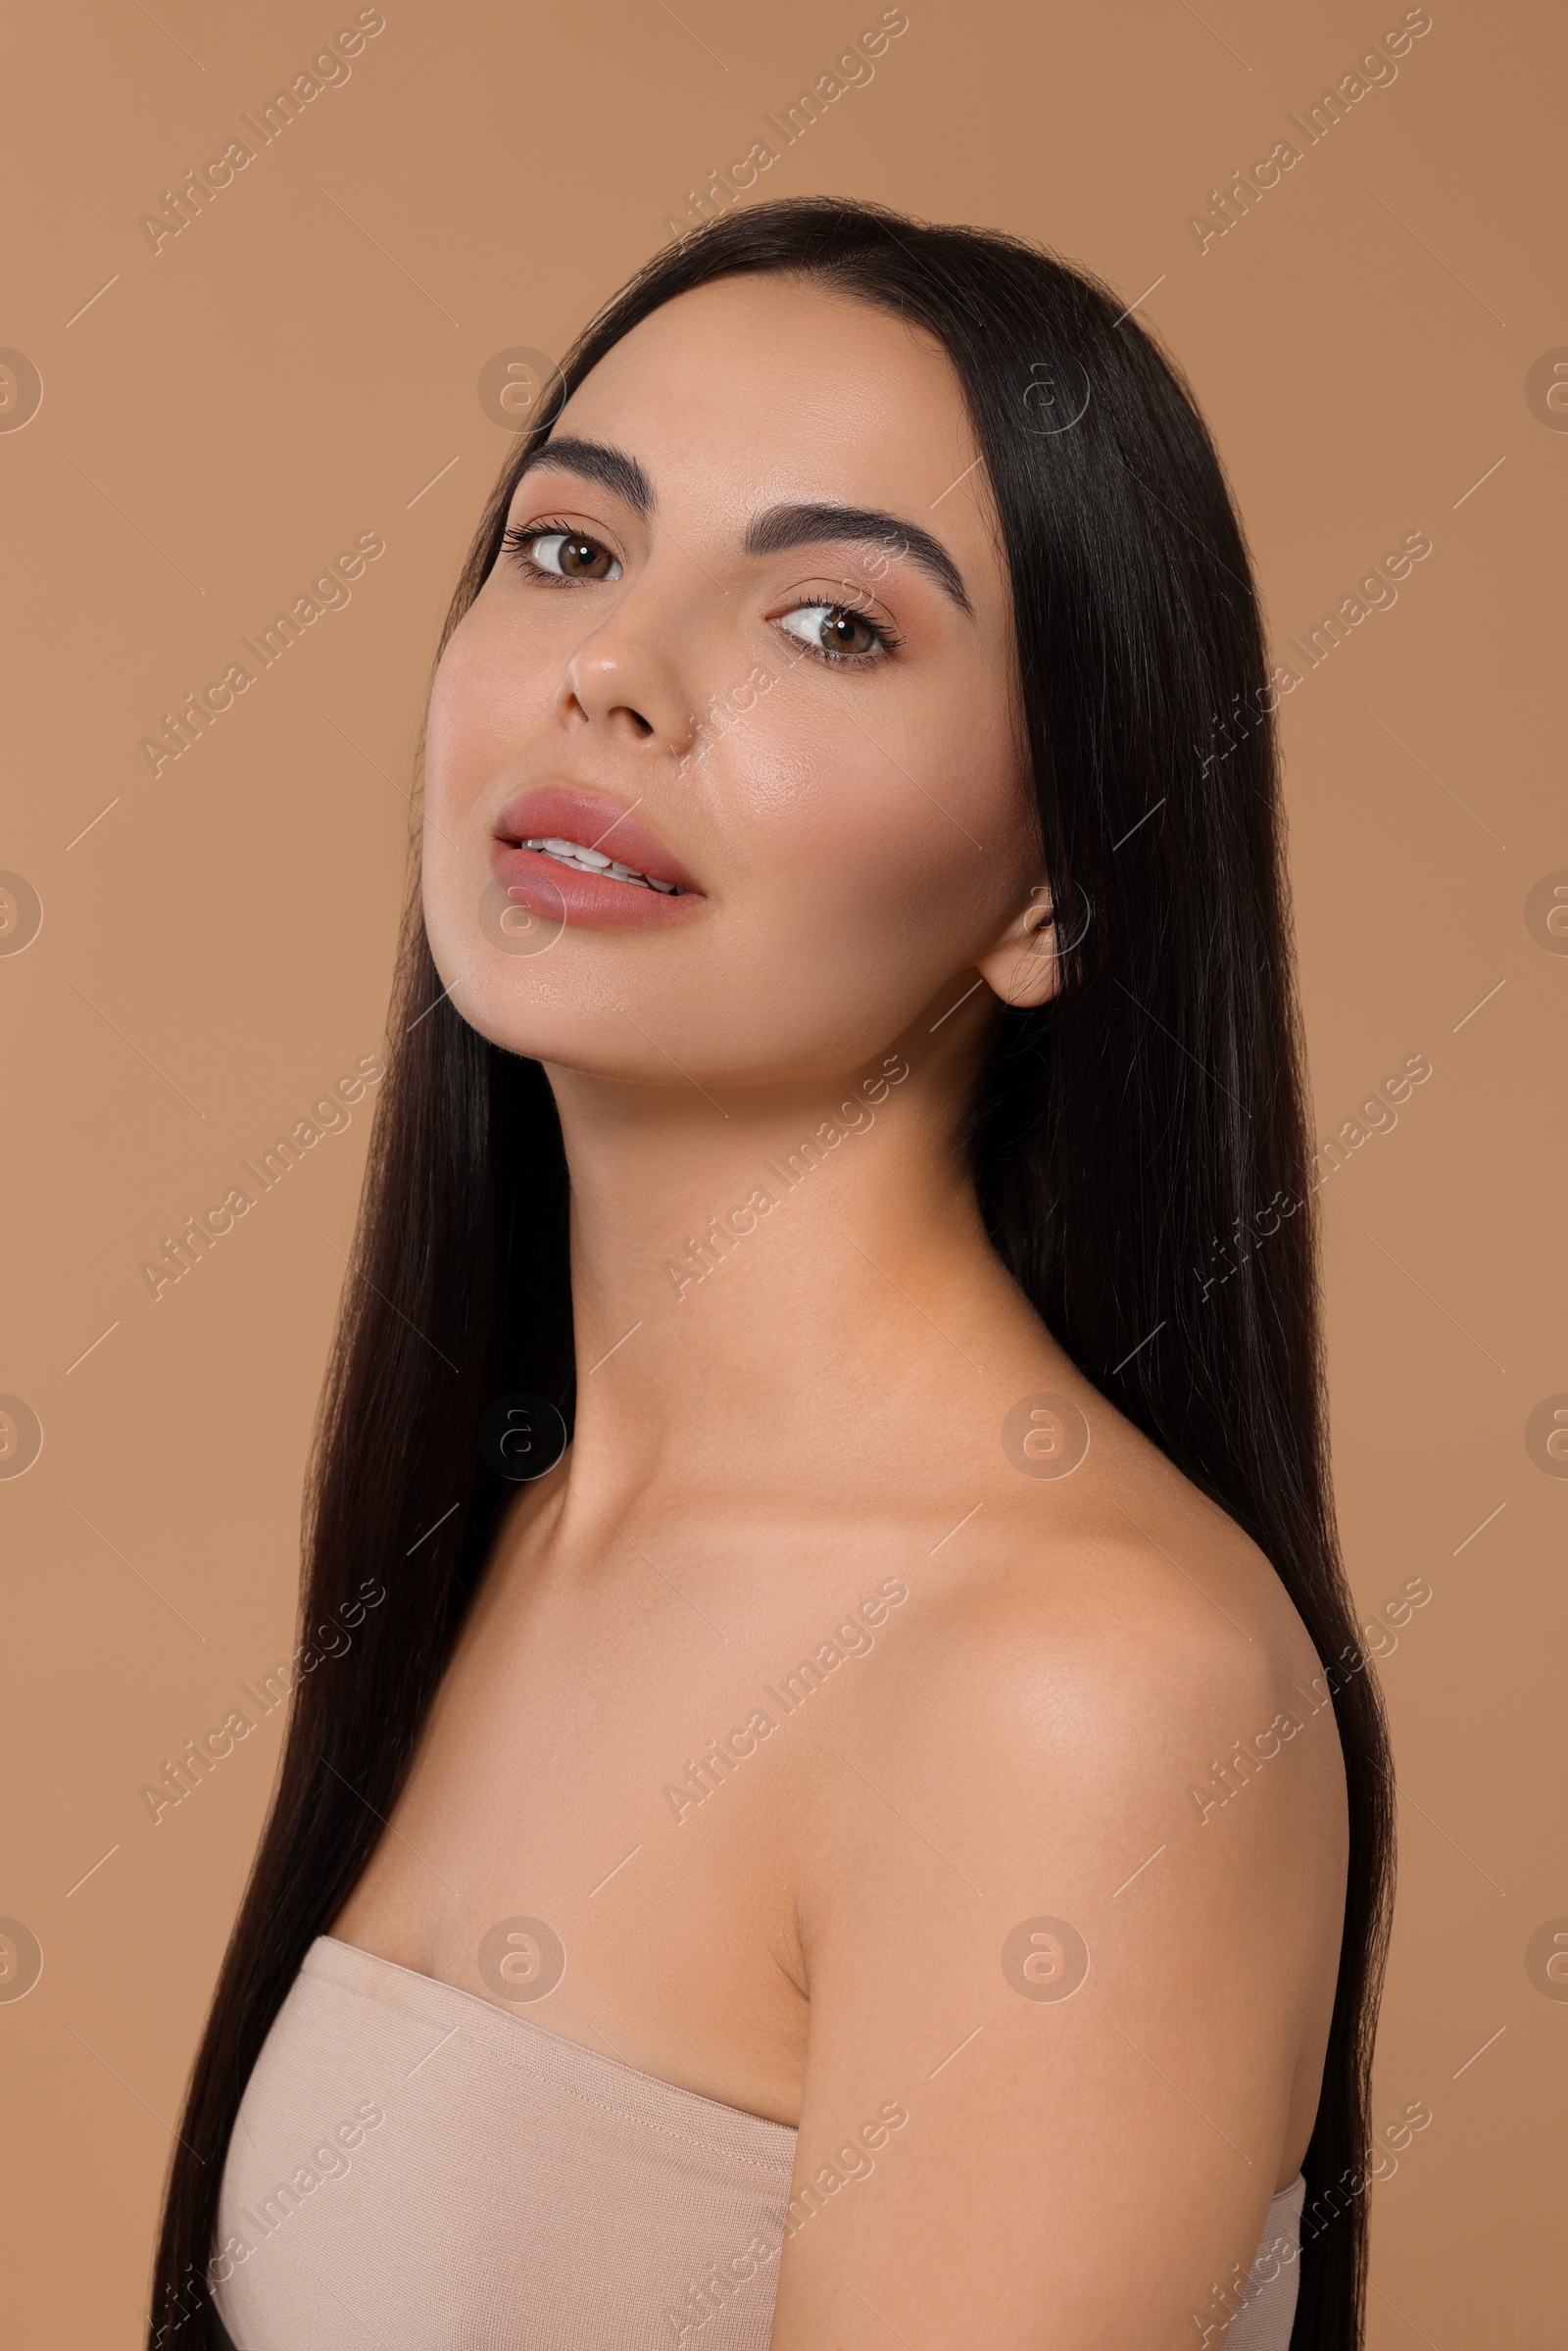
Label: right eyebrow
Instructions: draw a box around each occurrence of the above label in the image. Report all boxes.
[510,435,655,518]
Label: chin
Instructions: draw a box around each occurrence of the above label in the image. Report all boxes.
[423,919,628,1072]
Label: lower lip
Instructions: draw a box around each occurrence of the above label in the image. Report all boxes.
[490,844,704,929]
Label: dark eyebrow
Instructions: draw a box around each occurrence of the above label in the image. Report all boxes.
[743,502,972,616]
[510,451,971,617]
[512,435,654,518]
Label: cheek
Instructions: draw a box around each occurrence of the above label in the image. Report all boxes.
[424,612,541,816]
[724,680,1026,964]
[420,615,600,1044]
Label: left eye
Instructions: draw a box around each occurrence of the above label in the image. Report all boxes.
[523,530,622,581]
[778,603,887,661]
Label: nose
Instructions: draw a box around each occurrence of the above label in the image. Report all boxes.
[554,614,698,759]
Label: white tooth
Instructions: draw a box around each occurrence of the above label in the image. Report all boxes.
[522,832,677,890]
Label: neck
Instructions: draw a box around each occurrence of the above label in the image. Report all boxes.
[540,993,1053,1517]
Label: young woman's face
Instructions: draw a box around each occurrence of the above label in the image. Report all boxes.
[421,273,1048,1089]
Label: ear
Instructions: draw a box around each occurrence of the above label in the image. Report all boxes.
[975,885,1064,1009]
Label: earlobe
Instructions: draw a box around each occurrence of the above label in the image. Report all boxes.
[975,888,1063,1008]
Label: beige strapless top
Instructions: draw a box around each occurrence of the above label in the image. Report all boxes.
[212,1935,1305,2349]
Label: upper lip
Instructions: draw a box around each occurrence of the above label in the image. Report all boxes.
[491,785,701,893]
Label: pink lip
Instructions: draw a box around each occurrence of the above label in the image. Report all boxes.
[490,785,704,930]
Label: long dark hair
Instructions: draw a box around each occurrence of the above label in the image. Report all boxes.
[150,197,1393,2348]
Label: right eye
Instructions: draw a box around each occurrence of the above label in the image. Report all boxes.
[506,525,622,582]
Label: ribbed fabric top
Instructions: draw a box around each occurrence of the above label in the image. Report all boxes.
[211,1935,1305,2349]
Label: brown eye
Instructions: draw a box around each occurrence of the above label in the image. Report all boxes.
[778,601,889,661]
[823,608,878,655]
[523,529,622,582]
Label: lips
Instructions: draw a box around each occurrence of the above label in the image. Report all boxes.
[490,785,703,930]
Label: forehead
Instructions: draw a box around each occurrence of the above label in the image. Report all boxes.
[547,274,996,572]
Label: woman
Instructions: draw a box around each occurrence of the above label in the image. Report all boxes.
[151,197,1393,2348]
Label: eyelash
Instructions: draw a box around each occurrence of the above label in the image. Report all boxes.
[776,595,903,669]
[500,519,904,667]
[501,517,612,586]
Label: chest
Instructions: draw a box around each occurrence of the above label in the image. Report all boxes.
[331,1529,915,2121]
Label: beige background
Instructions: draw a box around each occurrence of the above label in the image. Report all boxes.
[2,0,1561,2340]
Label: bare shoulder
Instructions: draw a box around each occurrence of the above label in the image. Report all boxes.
[780,1410,1353,2351]
[907,1483,1344,1886]
[878,1388,1342,1788]
[796,1384,1349,2089]
[773,1400,1351,2338]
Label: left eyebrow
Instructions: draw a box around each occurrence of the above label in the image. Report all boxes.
[742,502,973,617]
